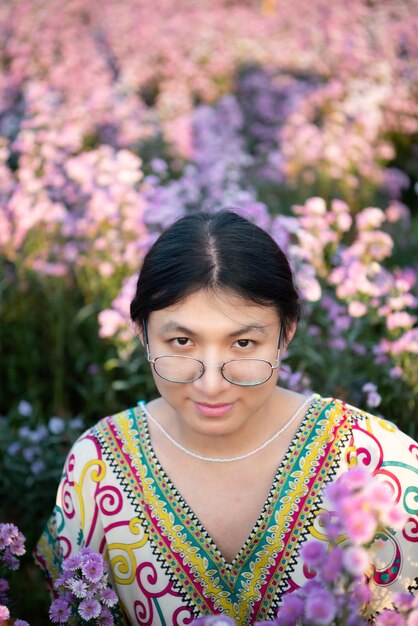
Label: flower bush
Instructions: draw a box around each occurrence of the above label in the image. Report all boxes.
[0,523,30,624]
[0,0,417,622]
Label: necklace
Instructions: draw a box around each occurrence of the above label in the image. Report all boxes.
[140,393,317,463]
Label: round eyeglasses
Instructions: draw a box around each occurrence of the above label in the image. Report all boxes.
[142,320,283,387]
[147,354,279,386]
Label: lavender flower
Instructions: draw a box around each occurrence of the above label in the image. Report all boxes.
[49,597,71,623]
[79,597,101,620]
[52,547,118,624]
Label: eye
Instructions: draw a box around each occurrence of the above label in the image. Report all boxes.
[235,339,253,348]
[171,337,192,347]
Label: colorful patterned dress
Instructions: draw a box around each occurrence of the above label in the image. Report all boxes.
[35,396,418,625]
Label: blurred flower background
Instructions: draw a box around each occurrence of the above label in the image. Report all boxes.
[0,0,417,621]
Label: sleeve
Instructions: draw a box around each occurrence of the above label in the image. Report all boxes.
[346,410,418,614]
[34,428,129,624]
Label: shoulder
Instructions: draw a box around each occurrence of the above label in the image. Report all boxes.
[64,404,144,470]
[320,396,418,469]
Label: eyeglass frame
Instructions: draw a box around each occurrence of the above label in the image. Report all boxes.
[141,319,284,387]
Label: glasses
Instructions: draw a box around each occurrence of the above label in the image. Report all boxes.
[142,320,283,387]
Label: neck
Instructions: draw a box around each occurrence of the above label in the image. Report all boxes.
[141,390,316,463]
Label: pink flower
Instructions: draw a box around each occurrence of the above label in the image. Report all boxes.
[343,508,377,545]
[348,301,367,318]
[375,610,406,626]
[380,505,407,532]
[98,309,125,339]
[407,610,418,626]
[386,312,416,332]
[356,207,386,230]
[342,546,370,576]
[0,604,10,620]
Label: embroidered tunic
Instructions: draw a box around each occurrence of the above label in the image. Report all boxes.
[35,396,418,625]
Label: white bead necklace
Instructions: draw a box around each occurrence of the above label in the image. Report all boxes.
[140,394,317,463]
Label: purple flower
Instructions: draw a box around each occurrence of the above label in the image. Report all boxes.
[300,540,327,567]
[304,588,337,625]
[17,400,33,416]
[78,597,102,620]
[276,594,304,626]
[100,586,118,607]
[62,554,82,571]
[55,570,73,587]
[192,617,236,625]
[81,556,104,583]
[49,597,71,623]
[97,607,115,626]
[68,577,88,598]
[0,523,25,552]
[393,592,417,612]
[14,620,30,626]
[48,416,66,434]
[3,551,20,570]
[320,546,344,582]
[0,578,9,593]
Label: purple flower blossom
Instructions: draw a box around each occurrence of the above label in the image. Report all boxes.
[53,548,118,623]
[100,586,118,607]
[68,577,88,598]
[304,588,338,625]
[78,597,102,620]
[81,556,105,583]
[192,617,236,626]
[49,597,71,623]
[276,594,304,626]
[97,607,115,626]
[300,540,327,567]
[14,620,30,626]
[320,546,344,581]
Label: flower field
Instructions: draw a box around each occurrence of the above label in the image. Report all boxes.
[0,0,417,621]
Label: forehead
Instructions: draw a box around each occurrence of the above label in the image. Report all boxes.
[148,289,280,334]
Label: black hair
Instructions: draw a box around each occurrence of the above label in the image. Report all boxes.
[130,210,301,344]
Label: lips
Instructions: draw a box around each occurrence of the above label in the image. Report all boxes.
[193,402,234,417]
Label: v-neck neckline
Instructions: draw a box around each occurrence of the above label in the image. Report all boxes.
[135,394,321,568]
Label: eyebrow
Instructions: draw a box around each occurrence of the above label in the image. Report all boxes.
[158,321,269,337]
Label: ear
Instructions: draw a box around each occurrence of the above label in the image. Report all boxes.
[279,321,297,355]
[286,322,297,347]
[135,322,145,348]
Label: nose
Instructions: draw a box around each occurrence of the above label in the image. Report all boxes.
[193,361,231,394]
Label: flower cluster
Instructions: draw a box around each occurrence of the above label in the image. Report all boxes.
[191,468,414,626]
[0,523,29,625]
[49,548,118,625]
[271,467,408,626]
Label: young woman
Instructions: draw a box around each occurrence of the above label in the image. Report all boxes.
[36,211,418,625]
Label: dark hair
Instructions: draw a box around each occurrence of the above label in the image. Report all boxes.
[130,210,301,344]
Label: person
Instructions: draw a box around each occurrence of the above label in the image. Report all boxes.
[35,210,418,625]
